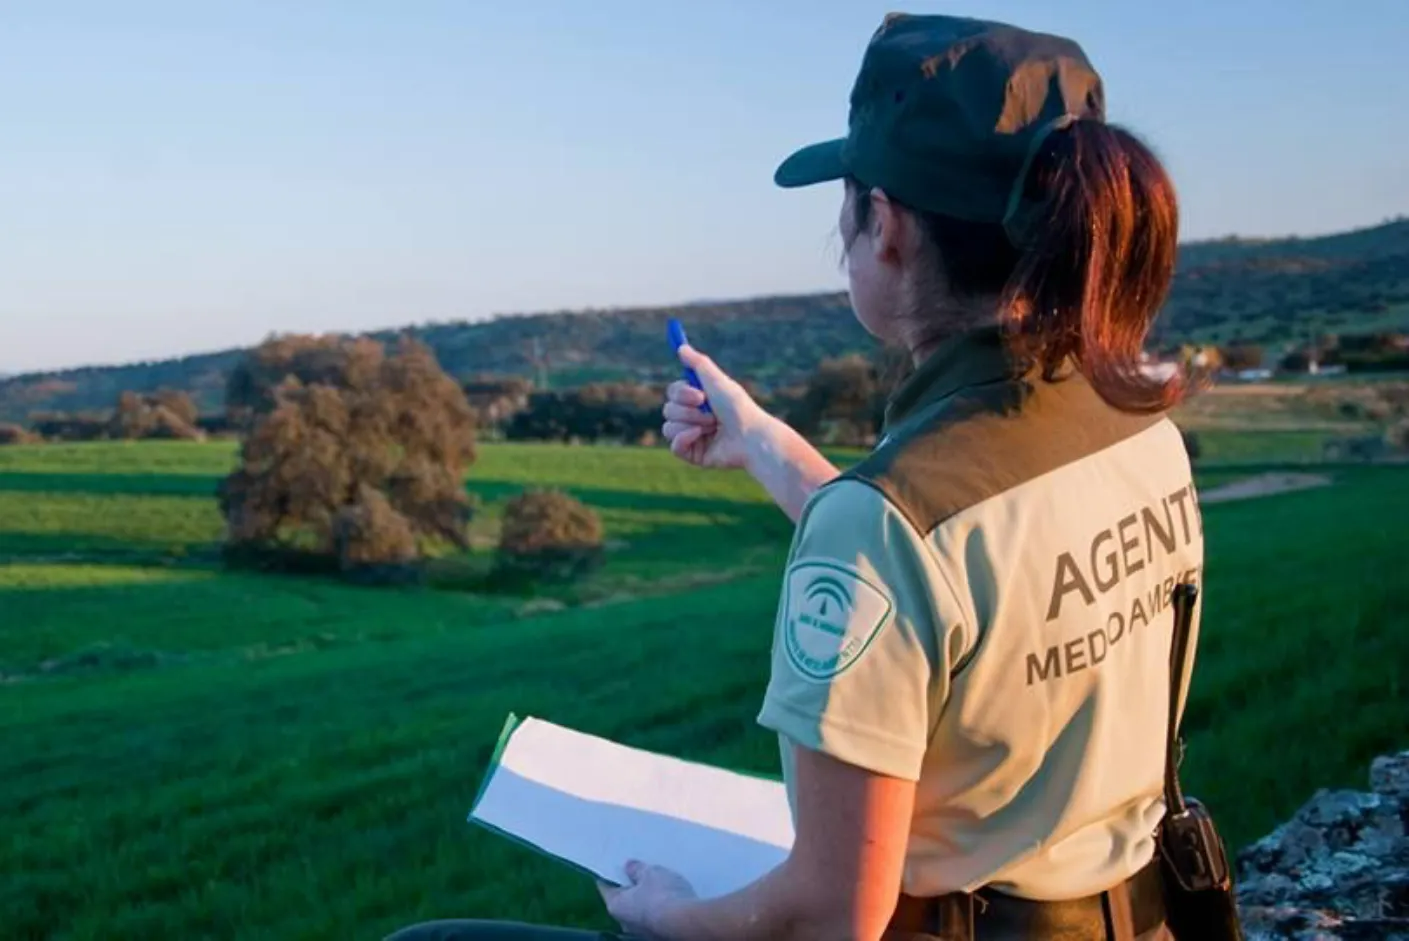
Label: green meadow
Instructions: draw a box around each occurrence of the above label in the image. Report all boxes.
[2,439,1406,940]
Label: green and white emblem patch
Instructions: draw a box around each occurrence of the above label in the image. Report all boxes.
[781,560,895,682]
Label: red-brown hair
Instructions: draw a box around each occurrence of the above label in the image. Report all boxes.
[849,120,1191,414]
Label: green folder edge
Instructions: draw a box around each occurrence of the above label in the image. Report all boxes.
[466,712,786,889]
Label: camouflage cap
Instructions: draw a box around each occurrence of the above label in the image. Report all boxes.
[774,13,1105,233]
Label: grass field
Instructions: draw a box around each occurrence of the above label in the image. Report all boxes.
[2,438,1407,940]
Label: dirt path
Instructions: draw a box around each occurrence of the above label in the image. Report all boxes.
[1200,471,1334,504]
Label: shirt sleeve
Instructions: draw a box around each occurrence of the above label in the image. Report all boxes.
[756,478,972,782]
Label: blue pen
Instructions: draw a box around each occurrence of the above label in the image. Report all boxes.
[666,318,711,414]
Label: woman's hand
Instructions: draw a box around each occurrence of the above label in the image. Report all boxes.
[661,344,771,470]
[662,342,841,523]
[598,860,698,939]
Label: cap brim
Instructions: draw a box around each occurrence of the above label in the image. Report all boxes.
[773,138,847,188]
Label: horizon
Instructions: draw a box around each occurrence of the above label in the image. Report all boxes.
[3,0,1407,375]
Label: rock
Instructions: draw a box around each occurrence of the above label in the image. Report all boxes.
[1234,751,1409,939]
[1372,754,1409,801]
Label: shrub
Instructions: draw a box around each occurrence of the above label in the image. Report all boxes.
[0,423,36,445]
[494,489,604,587]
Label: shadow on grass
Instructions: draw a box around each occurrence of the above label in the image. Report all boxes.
[0,471,220,498]
[0,531,221,564]
[466,477,777,514]
[0,471,784,523]
[0,567,497,681]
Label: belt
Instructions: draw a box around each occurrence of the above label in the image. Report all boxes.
[889,857,1168,941]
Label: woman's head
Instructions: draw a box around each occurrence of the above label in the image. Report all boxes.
[777,13,1189,414]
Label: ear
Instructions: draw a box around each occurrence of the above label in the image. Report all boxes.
[867,188,907,265]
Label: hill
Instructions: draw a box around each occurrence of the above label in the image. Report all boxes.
[3,217,1407,423]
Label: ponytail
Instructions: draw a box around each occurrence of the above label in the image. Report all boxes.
[1003,120,1187,413]
[846,120,1190,415]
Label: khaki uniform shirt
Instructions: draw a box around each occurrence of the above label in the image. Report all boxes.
[757,325,1204,902]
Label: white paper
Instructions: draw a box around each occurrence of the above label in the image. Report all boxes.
[469,716,795,899]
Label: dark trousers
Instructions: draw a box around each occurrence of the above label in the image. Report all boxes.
[384,923,621,941]
[383,919,1175,940]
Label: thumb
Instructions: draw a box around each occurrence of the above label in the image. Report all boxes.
[678,344,736,398]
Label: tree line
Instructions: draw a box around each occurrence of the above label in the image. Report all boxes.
[1184,332,1409,375]
[2,389,210,444]
[9,330,1408,453]
[11,333,1408,453]
[462,353,902,449]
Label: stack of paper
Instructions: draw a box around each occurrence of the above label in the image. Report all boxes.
[468,714,795,899]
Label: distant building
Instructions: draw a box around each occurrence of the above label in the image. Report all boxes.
[1233,367,1275,382]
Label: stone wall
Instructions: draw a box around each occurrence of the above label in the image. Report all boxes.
[1236,750,1409,939]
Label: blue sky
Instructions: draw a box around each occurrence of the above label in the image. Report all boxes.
[2,0,1405,374]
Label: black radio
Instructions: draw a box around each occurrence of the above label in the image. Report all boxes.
[1157,583,1245,940]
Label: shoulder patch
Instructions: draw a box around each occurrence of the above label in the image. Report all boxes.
[781,560,895,682]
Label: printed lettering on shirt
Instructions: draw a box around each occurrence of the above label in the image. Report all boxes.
[1026,479,1203,687]
[1044,482,1202,621]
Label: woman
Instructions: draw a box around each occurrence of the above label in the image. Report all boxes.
[390,12,1203,941]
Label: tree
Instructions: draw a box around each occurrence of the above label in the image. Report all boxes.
[494,489,604,587]
[462,375,535,432]
[332,484,421,584]
[218,334,478,579]
[224,334,365,430]
[1220,343,1265,371]
[111,389,202,440]
[1280,347,1313,373]
[153,389,200,427]
[29,412,110,441]
[787,353,888,447]
[504,382,664,444]
[112,392,146,439]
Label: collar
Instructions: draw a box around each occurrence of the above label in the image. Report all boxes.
[883,324,1026,430]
